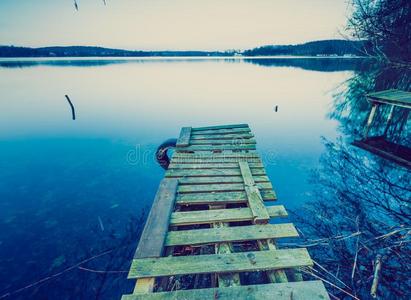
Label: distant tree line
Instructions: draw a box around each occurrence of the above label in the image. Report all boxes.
[0,40,369,58]
[243,40,368,56]
[0,46,230,58]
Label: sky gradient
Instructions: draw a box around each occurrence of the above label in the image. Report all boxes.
[0,0,351,50]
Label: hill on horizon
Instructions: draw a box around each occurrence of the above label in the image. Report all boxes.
[0,39,368,57]
[243,39,368,56]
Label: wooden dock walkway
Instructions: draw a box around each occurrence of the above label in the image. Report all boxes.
[354,89,411,168]
[122,124,330,300]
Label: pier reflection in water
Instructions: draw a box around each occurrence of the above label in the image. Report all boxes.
[294,64,410,299]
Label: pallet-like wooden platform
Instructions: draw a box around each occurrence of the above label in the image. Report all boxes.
[356,89,411,168]
[122,124,329,300]
[367,89,411,109]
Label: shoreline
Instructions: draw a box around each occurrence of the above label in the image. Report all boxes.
[0,55,367,61]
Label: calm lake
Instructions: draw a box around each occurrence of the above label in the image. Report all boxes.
[0,57,409,299]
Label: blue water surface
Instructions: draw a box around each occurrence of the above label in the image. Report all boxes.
[0,57,359,299]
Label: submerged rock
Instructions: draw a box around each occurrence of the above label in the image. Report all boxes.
[50,255,66,270]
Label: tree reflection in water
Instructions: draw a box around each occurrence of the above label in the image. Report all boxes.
[295,140,410,299]
[294,65,410,299]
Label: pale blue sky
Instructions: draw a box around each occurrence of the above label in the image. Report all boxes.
[0,0,351,50]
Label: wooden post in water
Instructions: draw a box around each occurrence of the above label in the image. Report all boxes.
[363,103,378,139]
[383,105,395,137]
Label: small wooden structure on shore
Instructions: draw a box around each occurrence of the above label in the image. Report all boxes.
[122,124,329,300]
[353,89,411,168]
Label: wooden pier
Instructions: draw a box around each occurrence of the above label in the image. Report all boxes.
[122,124,329,300]
[354,89,411,168]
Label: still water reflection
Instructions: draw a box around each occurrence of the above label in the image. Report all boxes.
[0,58,408,299]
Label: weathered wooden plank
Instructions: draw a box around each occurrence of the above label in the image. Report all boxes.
[239,161,256,186]
[367,89,411,108]
[190,133,254,140]
[177,144,256,151]
[168,162,263,169]
[133,278,155,294]
[189,139,256,145]
[177,175,269,185]
[239,161,270,223]
[176,127,191,147]
[238,161,288,281]
[192,124,249,131]
[172,152,259,159]
[176,190,276,205]
[165,168,266,178]
[245,185,270,223]
[165,223,298,246]
[171,158,262,164]
[134,179,178,259]
[177,182,272,193]
[170,205,287,226]
[191,128,251,136]
[210,204,241,287]
[128,248,312,279]
[257,239,289,283]
[122,281,330,300]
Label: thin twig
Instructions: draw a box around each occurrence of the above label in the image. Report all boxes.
[0,248,118,299]
[312,260,352,290]
[78,266,128,274]
[370,255,382,298]
[301,268,360,300]
[351,217,360,280]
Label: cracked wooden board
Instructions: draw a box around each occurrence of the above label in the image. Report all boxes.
[122,281,330,300]
[165,223,298,246]
[128,248,313,278]
[169,205,287,226]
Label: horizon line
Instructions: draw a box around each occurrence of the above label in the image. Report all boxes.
[1,38,362,53]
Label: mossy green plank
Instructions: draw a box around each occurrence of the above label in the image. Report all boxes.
[171,158,261,164]
[192,124,249,131]
[172,152,259,159]
[177,182,272,193]
[178,144,256,151]
[177,175,269,185]
[189,138,256,145]
[134,179,178,259]
[122,281,330,300]
[239,161,270,223]
[367,89,411,107]
[171,158,262,165]
[239,161,256,186]
[190,133,254,140]
[245,185,270,223]
[191,127,251,136]
[165,223,298,246]
[176,127,191,147]
[165,168,265,177]
[169,205,287,226]
[128,248,312,279]
[168,162,263,169]
[176,190,276,205]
